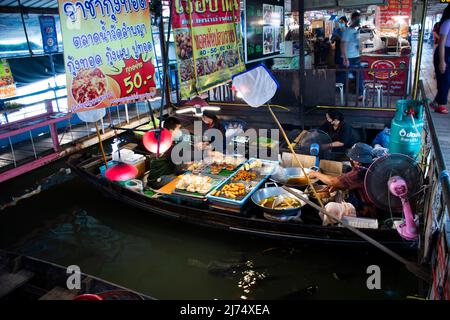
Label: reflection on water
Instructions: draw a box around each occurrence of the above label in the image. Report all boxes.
[0,177,420,299]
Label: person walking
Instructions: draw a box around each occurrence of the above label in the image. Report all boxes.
[432,5,450,114]
[341,11,364,101]
[332,16,348,85]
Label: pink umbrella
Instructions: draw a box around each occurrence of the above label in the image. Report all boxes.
[143,128,172,154]
[105,163,138,182]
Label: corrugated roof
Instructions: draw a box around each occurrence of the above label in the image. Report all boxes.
[0,0,58,8]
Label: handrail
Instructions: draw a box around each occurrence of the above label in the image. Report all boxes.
[0,85,67,104]
[419,80,450,219]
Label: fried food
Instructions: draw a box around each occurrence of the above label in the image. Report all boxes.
[232,169,257,182]
[176,174,212,194]
[211,183,246,199]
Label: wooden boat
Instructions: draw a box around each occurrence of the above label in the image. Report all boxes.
[68,153,418,251]
[0,250,153,300]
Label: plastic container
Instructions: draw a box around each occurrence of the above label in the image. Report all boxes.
[112,149,134,162]
[123,154,146,178]
[99,161,119,177]
[389,100,424,159]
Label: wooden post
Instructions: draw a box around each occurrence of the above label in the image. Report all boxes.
[95,122,108,169]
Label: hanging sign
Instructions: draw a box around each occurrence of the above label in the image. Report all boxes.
[0,59,16,99]
[39,16,59,54]
[244,0,285,63]
[172,0,245,100]
[58,0,157,113]
[376,0,412,38]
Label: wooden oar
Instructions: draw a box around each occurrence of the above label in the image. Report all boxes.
[267,106,324,208]
[282,186,431,283]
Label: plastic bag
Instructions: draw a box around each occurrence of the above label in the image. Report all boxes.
[77,108,106,123]
[232,65,279,108]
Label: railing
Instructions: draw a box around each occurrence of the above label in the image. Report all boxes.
[206,67,409,110]
[417,80,450,300]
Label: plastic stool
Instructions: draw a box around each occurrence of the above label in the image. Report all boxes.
[363,83,384,107]
[336,83,344,105]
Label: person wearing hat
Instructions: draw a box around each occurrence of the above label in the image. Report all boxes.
[307,143,377,218]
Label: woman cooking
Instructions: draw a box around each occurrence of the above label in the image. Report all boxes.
[319,110,355,153]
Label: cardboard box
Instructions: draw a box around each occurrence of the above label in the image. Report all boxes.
[281,152,316,168]
[319,160,343,176]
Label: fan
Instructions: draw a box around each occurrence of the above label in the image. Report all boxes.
[364,154,423,240]
[296,129,333,161]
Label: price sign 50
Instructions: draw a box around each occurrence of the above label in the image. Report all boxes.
[124,72,153,94]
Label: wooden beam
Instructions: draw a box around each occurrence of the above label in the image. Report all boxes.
[0,6,59,15]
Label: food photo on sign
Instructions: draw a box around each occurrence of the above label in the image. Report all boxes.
[58,0,158,113]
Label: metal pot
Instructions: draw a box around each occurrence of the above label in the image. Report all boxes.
[251,183,307,216]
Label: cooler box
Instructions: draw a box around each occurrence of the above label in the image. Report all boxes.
[123,154,146,178]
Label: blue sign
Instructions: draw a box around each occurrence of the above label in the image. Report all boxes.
[39,16,58,54]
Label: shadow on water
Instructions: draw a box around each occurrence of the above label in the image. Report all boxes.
[0,174,420,299]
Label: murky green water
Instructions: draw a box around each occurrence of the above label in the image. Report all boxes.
[0,170,420,299]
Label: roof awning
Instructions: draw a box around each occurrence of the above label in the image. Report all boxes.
[304,0,387,10]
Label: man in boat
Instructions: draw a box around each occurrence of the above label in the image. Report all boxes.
[307,142,377,218]
[146,117,184,189]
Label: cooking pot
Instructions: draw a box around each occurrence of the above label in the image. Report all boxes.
[251,183,307,216]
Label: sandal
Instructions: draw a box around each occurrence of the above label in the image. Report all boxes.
[435,105,449,114]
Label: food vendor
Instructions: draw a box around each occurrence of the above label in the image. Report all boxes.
[319,110,356,152]
[146,117,184,189]
[198,111,227,153]
[307,143,378,218]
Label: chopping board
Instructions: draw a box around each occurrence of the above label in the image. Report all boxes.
[155,176,181,195]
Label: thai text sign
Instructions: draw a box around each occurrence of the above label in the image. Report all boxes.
[362,55,410,96]
[377,0,412,38]
[172,0,245,100]
[58,0,157,112]
[39,16,59,54]
[0,59,16,99]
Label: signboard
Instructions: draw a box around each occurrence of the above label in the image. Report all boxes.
[362,55,410,96]
[58,0,157,113]
[39,16,59,54]
[377,0,412,38]
[172,0,245,100]
[244,0,285,63]
[0,59,16,99]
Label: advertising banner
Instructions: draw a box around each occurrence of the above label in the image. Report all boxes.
[58,0,157,113]
[377,0,412,38]
[362,55,410,96]
[0,59,16,99]
[39,16,59,54]
[172,0,245,100]
[245,0,285,63]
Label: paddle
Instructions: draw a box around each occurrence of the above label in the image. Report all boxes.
[282,186,431,283]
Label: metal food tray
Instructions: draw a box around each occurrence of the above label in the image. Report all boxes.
[172,176,225,200]
[206,159,278,208]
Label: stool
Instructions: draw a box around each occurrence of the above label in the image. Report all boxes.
[362,83,383,107]
[336,83,344,105]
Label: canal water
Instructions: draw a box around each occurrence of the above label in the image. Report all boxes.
[0,161,420,300]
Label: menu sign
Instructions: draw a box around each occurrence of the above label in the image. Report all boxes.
[58,0,157,113]
[377,0,412,38]
[0,59,16,99]
[172,0,245,100]
[362,55,410,96]
[245,0,284,63]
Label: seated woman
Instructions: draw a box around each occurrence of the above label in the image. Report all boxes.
[146,117,185,189]
[307,143,378,219]
[319,110,355,153]
[198,111,227,153]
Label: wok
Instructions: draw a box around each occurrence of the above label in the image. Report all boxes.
[252,183,307,216]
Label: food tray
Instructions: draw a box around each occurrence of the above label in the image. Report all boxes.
[173,176,225,199]
[206,158,278,208]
